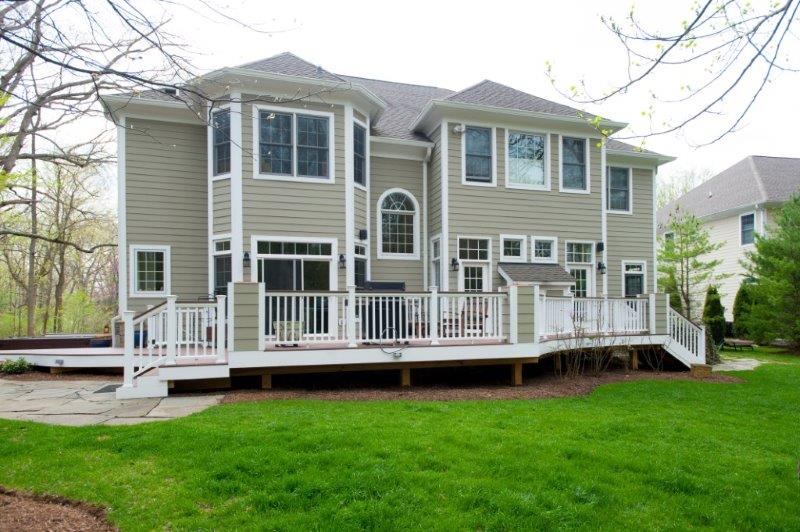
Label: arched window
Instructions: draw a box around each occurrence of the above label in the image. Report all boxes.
[378,189,419,258]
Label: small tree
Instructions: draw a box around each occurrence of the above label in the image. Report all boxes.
[658,208,728,320]
[702,285,726,345]
[744,195,800,351]
[732,281,755,338]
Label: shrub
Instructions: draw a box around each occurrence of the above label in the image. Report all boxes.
[0,358,32,374]
[702,285,726,344]
[733,282,755,338]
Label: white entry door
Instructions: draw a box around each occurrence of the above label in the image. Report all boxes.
[459,263,490,293]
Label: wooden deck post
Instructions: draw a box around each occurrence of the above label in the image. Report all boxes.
[261,372,272,390]
[554,353,562,373]
[512,361,523,386]
[400,367,411,387]
[631,349,639,370]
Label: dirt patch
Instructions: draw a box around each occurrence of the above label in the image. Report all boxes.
[0,486,115,531]
[1,370,121,382]
[222,370,742,403]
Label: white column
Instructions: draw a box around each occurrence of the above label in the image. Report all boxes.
[344,105,355,287]
[347,285,357,347]
[117,117,128,313]
[215,295,226,362]
[165,295,177,364]
[440,122,449,291]
[122,310,135,387]
[429,286,439,345]
[509,285,518,345]
[258,282,266,351]
[699,325,707,363]
[230,92,244,282]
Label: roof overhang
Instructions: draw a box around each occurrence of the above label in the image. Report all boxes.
[607,148,676,166]
[411,100,628,137]
[100,94,205,125]
[370,136,433,161]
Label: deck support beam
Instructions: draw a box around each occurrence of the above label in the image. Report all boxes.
[631,350,639,371]
[261,373,272,390]
[512,361,523,386]
[400,367,411,387]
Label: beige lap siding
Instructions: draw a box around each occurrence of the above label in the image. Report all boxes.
[212,179,231,234]
[231,283,261,351]
[240,97,346,289]
[125,118,208,311]
[428,126,442,240]
[447,124,603,292]
[370,156,425,291]
[606,166,655,296]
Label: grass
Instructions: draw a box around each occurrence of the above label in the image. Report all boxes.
[1,347,799,530]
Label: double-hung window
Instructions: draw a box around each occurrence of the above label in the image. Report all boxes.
[354,123,366,186]
[131,245,170,297]
[507,131,546,188]
[607,166,631,212]
[561,137,588,192]
[257,108,332,180]
[740,213,755,245]
[464,126,493,183]
[212,108,231,176]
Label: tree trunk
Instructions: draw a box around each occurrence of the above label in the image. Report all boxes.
[53,245,67,332]
[25,127,37,336]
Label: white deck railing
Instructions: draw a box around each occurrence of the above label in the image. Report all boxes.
[121,296,226,387]
[263,288,506,348]
[667,307,706,363]
[539,296,650,337]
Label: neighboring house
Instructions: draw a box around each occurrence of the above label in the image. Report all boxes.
[657,156,800,321]
[59,51,707,398]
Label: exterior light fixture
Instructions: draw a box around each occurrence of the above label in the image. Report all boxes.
[339,254,346,269]
[243,251,251,269]
[450,258,460,272]
[597,261,607,275]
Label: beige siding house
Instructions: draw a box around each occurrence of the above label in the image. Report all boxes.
[658,156,800,320]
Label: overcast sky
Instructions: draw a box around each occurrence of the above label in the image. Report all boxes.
[128,1,800,182]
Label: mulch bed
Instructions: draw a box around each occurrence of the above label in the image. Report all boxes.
[222,370,742,403]
[0,486,114,532]
[1,370,121,382]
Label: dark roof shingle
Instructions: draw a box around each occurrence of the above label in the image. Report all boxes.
[498,263,575,284]
[443,80,592,119]
[238,52,345,82]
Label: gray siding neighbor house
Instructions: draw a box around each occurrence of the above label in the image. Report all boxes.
[657,155,800,320]
[103,52,673,314]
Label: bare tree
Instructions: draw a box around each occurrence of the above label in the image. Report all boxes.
[548,1,800,146]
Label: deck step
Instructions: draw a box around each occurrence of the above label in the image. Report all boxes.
[116,375,168,399]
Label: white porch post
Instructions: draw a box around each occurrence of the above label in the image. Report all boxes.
[509,285,518,345]
[429,286,439,345]
[649,293,657,335]
[699,324,707,363]
[533,284,540,346]
[347,285,357,347]
[122,310,135,388]
[215,295,226,362]
[165,295,177,364]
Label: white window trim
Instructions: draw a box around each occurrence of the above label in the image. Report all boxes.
[376,187,421,260]
[353,116,368,192]
[251,104,336,184]
[740,211,756,247]
[606,166,633,215]
[249,235,338,289]
[456,235,493,292]
[129,244,171,298]
[461,124,497,187]
[531,236,558,264]
[210,104,233,181]
[558,135,591,194]
[565,240,596,297]
[500,234,528,263]
[504,129,550,191]
[621,260,647,298]
[212,234,232,256]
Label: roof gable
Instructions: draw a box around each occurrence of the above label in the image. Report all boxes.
[237,52,344,82]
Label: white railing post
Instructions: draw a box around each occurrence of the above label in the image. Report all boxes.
[649,293,657,334]
[216,295,226,362]
[532,284,540,345]
[509,284,518,344]
[347,285,357,348]
[165,295,177,364]
[429,286,439,345]
[122,310,135,388]
[699,324,707,363]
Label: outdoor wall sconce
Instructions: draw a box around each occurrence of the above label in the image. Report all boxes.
[339,254,346,269]
[450,258,460,272]
[242,251,251,269]
[597,261,607,275]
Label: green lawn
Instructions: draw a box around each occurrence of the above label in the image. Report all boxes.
[2,348,799,530]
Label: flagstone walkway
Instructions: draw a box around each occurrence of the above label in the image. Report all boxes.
[0,378,222,426]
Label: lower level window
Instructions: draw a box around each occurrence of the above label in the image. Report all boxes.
[131,245,170,296]
[214,255,232,296]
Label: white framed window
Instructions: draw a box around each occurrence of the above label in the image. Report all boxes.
[740,212,755,246]
[130,245,171,298]
[531,236,558,264]
[253,105,335,183]
[354,120,367,187]
[354,243,367,288]
[211,108,231,177]
[458,237,491,262]
[500,234,527,263]
[559,136,590,193]
[250,235,338,289]
[607,166,632,213]
[377,188,420,260]
[212,238,232,296]
[430,235,442,288]
[622,261,647,297]
[565,240,594,298]
[506,130,549,190]
[462,125,496,186]
[566,241,594,264]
